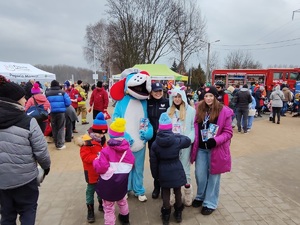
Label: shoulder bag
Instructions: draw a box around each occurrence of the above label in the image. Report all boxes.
[26,96,49,122]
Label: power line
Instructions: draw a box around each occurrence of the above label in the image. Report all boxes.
[215,42,300,51]
[216,37,300,47]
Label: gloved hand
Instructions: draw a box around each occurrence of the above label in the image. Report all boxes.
[43,168,50,178]
[139,130,146,141]
[206,138,216,149]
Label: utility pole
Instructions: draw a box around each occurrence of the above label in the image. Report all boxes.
[201,40,220,85]
[292,9,300,20]
[206,42,210,85]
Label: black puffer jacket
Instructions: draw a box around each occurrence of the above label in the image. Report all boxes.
[150,130,191,188]
[147,97,169,149]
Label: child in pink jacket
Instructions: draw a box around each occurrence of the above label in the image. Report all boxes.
[93,118,135,225]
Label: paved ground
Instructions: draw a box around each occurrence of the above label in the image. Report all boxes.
[17,105,300,224]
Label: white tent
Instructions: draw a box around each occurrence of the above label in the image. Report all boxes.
[0,61,56,84]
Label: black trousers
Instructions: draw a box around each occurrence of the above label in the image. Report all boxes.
[65,117,73,142]
[92,109,104,120]
[272,107,282,122]
[51,113,66,148]
[161,187,182,209]
[0,179,39,225]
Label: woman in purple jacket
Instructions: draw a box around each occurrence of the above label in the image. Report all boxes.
[190,86,233,215]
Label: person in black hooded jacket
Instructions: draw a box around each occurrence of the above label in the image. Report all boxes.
[150,112,191,225]
[147,82,169,199]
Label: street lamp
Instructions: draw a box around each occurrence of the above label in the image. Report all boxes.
[201,40,220,84]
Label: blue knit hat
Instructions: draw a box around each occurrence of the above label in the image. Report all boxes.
[92,112,108,134]
[64,80,71,87]
[158,112,172,130]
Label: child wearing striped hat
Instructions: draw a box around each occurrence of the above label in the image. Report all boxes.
[78,112,108,223]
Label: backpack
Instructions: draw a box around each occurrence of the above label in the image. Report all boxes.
[225,90,235,109]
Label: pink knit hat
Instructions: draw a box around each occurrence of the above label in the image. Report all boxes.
[31,82,41,94]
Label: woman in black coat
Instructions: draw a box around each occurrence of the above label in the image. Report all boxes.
[150,113,191,225]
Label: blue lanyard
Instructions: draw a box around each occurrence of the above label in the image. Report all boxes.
[203,113,210,130]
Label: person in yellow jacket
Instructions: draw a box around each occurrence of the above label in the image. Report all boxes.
[76,80,89,124]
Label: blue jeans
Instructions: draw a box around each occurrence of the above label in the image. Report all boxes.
[281,102,287,115]
[236,107,249,132]
[241,116,254,130]
[194,149,221,209]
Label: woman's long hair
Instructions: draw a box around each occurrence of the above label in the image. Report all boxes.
[196,98,223,123]
[168,101,186,121]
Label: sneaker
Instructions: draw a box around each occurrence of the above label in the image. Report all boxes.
[73,129,78,133]
[56,145,66,150]
[247,129,251,132]
[82,122,89,125]
[138,195,147,202]
[45,136,53,143]
[238,130,241,133]
[243,131,248,134]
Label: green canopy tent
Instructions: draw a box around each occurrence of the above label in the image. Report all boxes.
[112,64,188,81]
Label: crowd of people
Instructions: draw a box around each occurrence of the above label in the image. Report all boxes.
[0,72,298,225]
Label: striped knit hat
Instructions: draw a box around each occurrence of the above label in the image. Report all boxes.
[108,118,126,138]
[158,112,172,130]
[92,112,108,134]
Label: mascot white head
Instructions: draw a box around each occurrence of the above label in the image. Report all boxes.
[110,68,152,101]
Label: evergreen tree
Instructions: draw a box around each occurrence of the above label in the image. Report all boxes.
[170,60,178,72]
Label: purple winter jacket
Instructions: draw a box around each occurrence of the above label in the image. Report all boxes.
[191,105,233,174]
[93,138,135,201]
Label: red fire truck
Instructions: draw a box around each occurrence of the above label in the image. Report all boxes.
[212,68,300,93]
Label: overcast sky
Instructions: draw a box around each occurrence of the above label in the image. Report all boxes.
[1,0,300,71]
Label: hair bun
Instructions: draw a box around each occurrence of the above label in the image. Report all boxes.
[0,75,8,85]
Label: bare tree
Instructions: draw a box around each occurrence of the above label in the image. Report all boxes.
[224,50,262,69]
[106,0,178,70]
[171,0,206,74]
[83,20,111,74]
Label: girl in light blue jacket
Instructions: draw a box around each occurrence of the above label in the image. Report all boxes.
[167,85,195,206]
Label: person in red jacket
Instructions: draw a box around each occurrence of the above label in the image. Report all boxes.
[78,112,108,223]
[89,81,109,119]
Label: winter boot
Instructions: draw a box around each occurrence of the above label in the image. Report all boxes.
[87,204,95,223]
[118,213,130,225]
[152,187,160,199]
[98,199,103,212]
[183,185,193,206]
[161,207,171,225]
[173,204,184,223]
